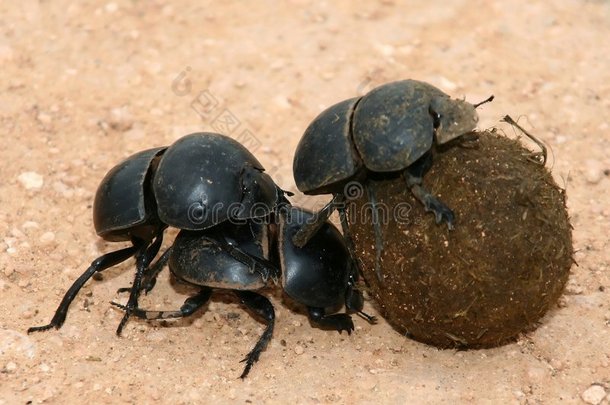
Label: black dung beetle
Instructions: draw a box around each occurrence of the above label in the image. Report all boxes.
[112,206,376,378]
[292,79,493,279]
[28,132,290,336]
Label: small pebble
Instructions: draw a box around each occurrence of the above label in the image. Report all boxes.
[3,266,14,277]
[584,159,605,184]
[550,359,564,371]
[105,2,118,13]
[22,221,40,230]
[374,42,395,58]
[273,95,291,109]
[294,345,304,355]
[39,363,51,372]
[437,76,458,92]
[581,384,607,405]
[17,172,44,190]
[37,112,52,124]
[228,389,237,400]
[0,330,35,359]
[4,361,17,373]
[39,231,56,246]
[555,135,568,144]
[52,181,74,198]
[108,107,133,132]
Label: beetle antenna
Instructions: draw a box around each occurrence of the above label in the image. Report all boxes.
[501,115,547,166]
[474,95,494,108]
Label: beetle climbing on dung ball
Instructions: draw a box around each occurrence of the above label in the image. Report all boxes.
[292,79,493,280]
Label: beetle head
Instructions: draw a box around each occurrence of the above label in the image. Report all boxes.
[430,97,479,144]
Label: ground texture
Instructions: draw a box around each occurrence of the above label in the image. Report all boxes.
[1,1,609,404]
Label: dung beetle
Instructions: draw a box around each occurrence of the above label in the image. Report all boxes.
[112,206,376,378]
[292,79,493,279]
[28,132,290,336]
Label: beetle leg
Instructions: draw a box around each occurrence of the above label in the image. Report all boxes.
[141,246,173,294]
[404,153,455,229]
[235,291,275,379]
[291,193,343,248]
[344,286,378,324]
[365,181,385,282]
[27,242,143,334]
[111,287,212,320]
[307,307,355,335]
[116,232,164,336]
[217,237,280,283]
[116,246,173,295]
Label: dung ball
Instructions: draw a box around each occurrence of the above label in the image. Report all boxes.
[348,131,573,348]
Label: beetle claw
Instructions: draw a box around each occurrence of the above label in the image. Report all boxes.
[424,196,455,229]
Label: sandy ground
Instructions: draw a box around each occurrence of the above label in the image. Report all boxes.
[1,1,609,404]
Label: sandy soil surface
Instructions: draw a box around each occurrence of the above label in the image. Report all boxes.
[1,1,609,404]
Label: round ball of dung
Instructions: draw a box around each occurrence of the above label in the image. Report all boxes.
[348,131,573,349]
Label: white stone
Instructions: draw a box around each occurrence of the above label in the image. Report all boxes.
[17,172,44,190]
[108,107,133,131]
[581,385,606,405]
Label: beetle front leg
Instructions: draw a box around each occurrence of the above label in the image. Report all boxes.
[218,238,280,282]
[292,193,343,248]
[307,307,354,335]
[404,152,455,229]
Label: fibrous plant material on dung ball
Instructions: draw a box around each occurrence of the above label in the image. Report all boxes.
[348,131,573,349]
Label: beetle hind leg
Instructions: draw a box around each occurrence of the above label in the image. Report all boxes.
[307,307,355,335]
[236,291,275,379]
[404,152,455,229]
